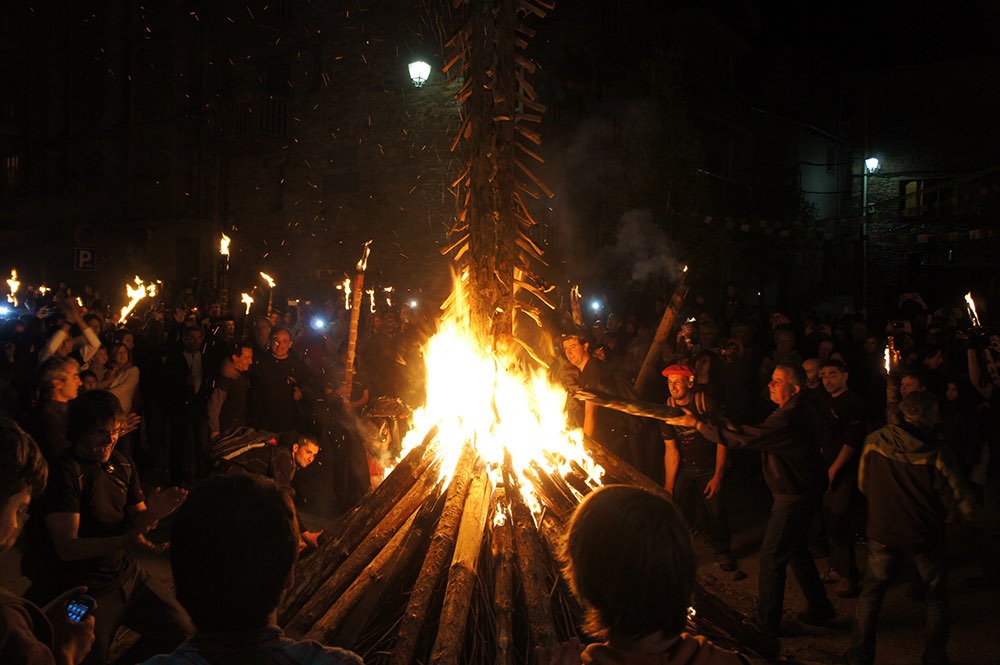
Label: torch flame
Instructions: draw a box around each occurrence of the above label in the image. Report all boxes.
[682,265,689,273]
[37,284,50,296]
[241,293,254,315]
[357,239,373,272]
[342,278,352,310]
[965,292,982,328]
[383,286,393,307]
[118,276,154,324]
[393,277,604,519]
[259,272,276,288]
[884,345,891,375]
[220,233,231,257]
[6,270,19,306]
[366,288,375,314]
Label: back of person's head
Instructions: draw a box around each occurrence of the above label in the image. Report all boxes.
[67,390,124,442]
[900,390,939,430]
[561,485,694,642]
[170,474,299,632]
[0,417,47,504]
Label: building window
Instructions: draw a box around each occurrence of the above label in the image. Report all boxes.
[900,179,941,217]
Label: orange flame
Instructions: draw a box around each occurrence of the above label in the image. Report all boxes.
[118,276,155,324]
[5,270,19,306]
[393,277,604,519]
[965,292,982,328]
[383,286,393,307]
[357,239,373,272]
[220,233,231,257]
[259,272,276,288]
[366,288,375,313]
[241,293,254,315]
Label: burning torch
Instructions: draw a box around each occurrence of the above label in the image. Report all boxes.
[6,270,20,308]
[219,232,231,311]
[342,240,372,403]
[259,272,276,315]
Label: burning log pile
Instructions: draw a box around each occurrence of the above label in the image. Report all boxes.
[279,428,779,664]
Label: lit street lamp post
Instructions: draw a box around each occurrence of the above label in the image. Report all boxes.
[861,156,879,315]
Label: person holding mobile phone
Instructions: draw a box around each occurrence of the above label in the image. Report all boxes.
[0,416,95,665]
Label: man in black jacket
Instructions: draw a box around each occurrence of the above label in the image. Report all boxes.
[667,363,833,636]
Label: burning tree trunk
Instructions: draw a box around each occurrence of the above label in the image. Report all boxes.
[634,267,689,400]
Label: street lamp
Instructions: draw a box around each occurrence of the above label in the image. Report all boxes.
[861,156,879,314]
[408,61,431,88]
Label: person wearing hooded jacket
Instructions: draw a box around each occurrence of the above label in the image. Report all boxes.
[845,390,980,665]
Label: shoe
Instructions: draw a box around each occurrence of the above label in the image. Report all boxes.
[716,551,738,572]
[797,604,836,626]
[836,577,860,598]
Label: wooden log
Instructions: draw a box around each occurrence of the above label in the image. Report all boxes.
[308,487,445,645]
[303,508,420,643]
[581,434,670,500]
[389,444,479,665]
[691,585,779,660]
[573,389,683,423]
[492,497,514,665]
[429,467,494,665]
[504,455,559,663]
[279,434,435,623]
[634,270,689,400]
[286,457,443,637]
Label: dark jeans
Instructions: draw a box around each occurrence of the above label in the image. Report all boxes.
[808,475,860,581]
[85,564,193,665]
[846,541,949,665]
[757,499,832,630]
[674,467,731,554]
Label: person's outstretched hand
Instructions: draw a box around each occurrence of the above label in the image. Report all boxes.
[42,586,96,665]
[145,486,189,522]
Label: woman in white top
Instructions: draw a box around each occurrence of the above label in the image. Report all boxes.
[101,342,140,414]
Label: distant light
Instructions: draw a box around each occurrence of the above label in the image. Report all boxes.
[0,305,10,317]
[865,157,879,172]
[408,61,431,87]
[311,317,327,331]
[409,299,418,309]
[590,300,602,312]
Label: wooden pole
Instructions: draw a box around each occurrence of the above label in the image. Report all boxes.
[573,389,683,423]
[504,454,559,664]
[492,497,515,665]
[389,444,480,665]
[343,240,372,400]
[429,466,494,665]
[634,269,689,400]
[286,457,442,637]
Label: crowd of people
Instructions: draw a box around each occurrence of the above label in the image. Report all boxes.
[0,278,997,664]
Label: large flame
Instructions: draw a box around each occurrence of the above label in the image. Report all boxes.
[220,233,231,257]
[394,280,604,518]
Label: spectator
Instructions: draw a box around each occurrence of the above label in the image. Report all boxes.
[140,474,363,665]
[42,391,192,665]
[0,417,95,665]
[206,341,253,440]
[164,326,208,484]
[32,357,81,462]
[99,343,139,415]
[556,485,747,665]
[249,328,318,435]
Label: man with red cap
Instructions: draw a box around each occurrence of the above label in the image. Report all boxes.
[660,364,737,572]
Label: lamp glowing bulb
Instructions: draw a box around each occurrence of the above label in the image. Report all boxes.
[408,61,431,87]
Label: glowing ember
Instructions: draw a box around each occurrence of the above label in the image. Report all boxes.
[76,297,84,308]
[220,233,231,257]
[118,276,155,324]
[965,292,982,328]
[5,270,19,306]
[241,292,254,315]
[394,281,604,518]
[259,272,276,288]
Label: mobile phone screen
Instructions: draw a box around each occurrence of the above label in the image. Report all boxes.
[66,595,94,623]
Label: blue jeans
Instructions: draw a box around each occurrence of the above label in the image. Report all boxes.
[757,499,832,630]
[846,541,949,665]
